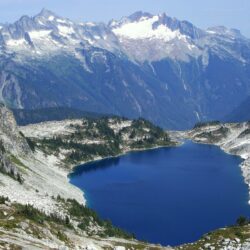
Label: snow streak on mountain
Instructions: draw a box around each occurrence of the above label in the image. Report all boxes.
[0,9,250,129]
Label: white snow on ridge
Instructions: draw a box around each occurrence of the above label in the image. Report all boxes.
[29,30,52,39]
[112,15,186,42]
[206,30,216,35]
[48,15,55,21]
[6,38,27,47]
[56,18,68,24]
[57,25,75,36]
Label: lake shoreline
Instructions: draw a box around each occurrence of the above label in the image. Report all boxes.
[68,142,179,175]
[69,140,249,246]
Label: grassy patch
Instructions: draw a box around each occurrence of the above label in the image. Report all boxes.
[10,155,29,171]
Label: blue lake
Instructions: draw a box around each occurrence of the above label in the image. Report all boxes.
[69,141,250,246]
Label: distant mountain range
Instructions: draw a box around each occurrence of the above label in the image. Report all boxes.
[0,9,250,129]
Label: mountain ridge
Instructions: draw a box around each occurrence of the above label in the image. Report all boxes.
[0,10,250,129]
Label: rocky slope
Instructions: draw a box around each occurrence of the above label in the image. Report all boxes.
[0,104,84,214]
[0,10,250,129]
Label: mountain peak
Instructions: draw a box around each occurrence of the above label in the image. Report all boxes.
[37,8,58,19]
[128,11,154,21]
[110,11,204,41]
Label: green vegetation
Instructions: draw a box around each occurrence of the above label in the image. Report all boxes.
[66,198,134,239]
[176,217,250,250]
[16,204,65,225]
[236,216,249,226]
[0,198,71,245]
[10,155,28,171]
[32,117,173,165]
[19,131,36,151]
[0,154,23,184]
[0,196,9,204]
[56,230,69,242]
[0,140,5,154]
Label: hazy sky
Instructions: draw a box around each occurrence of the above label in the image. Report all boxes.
[0,0,249,37]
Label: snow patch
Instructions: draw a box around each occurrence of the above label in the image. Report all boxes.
[48,16,55,21]
[112,15,186,42]
[6,39,27,47]
[57,25,74,36]
[194,111,200,121]
[56,18,68,24]
[29,30,52,39]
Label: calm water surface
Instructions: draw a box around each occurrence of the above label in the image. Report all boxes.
[69,141,250,246]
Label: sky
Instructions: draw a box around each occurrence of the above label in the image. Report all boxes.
[0,0,249,37]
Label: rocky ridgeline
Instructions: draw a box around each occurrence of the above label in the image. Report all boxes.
[1,10,250,129]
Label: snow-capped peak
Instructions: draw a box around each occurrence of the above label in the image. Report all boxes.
[0,9,247,64]
[110,11,205,42]
[127,11,154,22]
[37,8,57,19]
[111,13,186,42]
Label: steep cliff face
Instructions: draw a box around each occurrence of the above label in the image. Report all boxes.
[0,103,30,155]
[0,140,20,181]
[0,104,29,182]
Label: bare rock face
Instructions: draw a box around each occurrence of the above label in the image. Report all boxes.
[0,103,31,156]
[0,104,30,182]
[0,140,20,180]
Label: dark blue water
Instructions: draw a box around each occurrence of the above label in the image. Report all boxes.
[69,141,250,246]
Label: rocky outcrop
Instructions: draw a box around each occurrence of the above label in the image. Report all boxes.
[0,104,27,182]
[0,140,21,181]
[0,103,30,155]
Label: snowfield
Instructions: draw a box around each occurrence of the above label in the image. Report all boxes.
[112,15,186,42]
